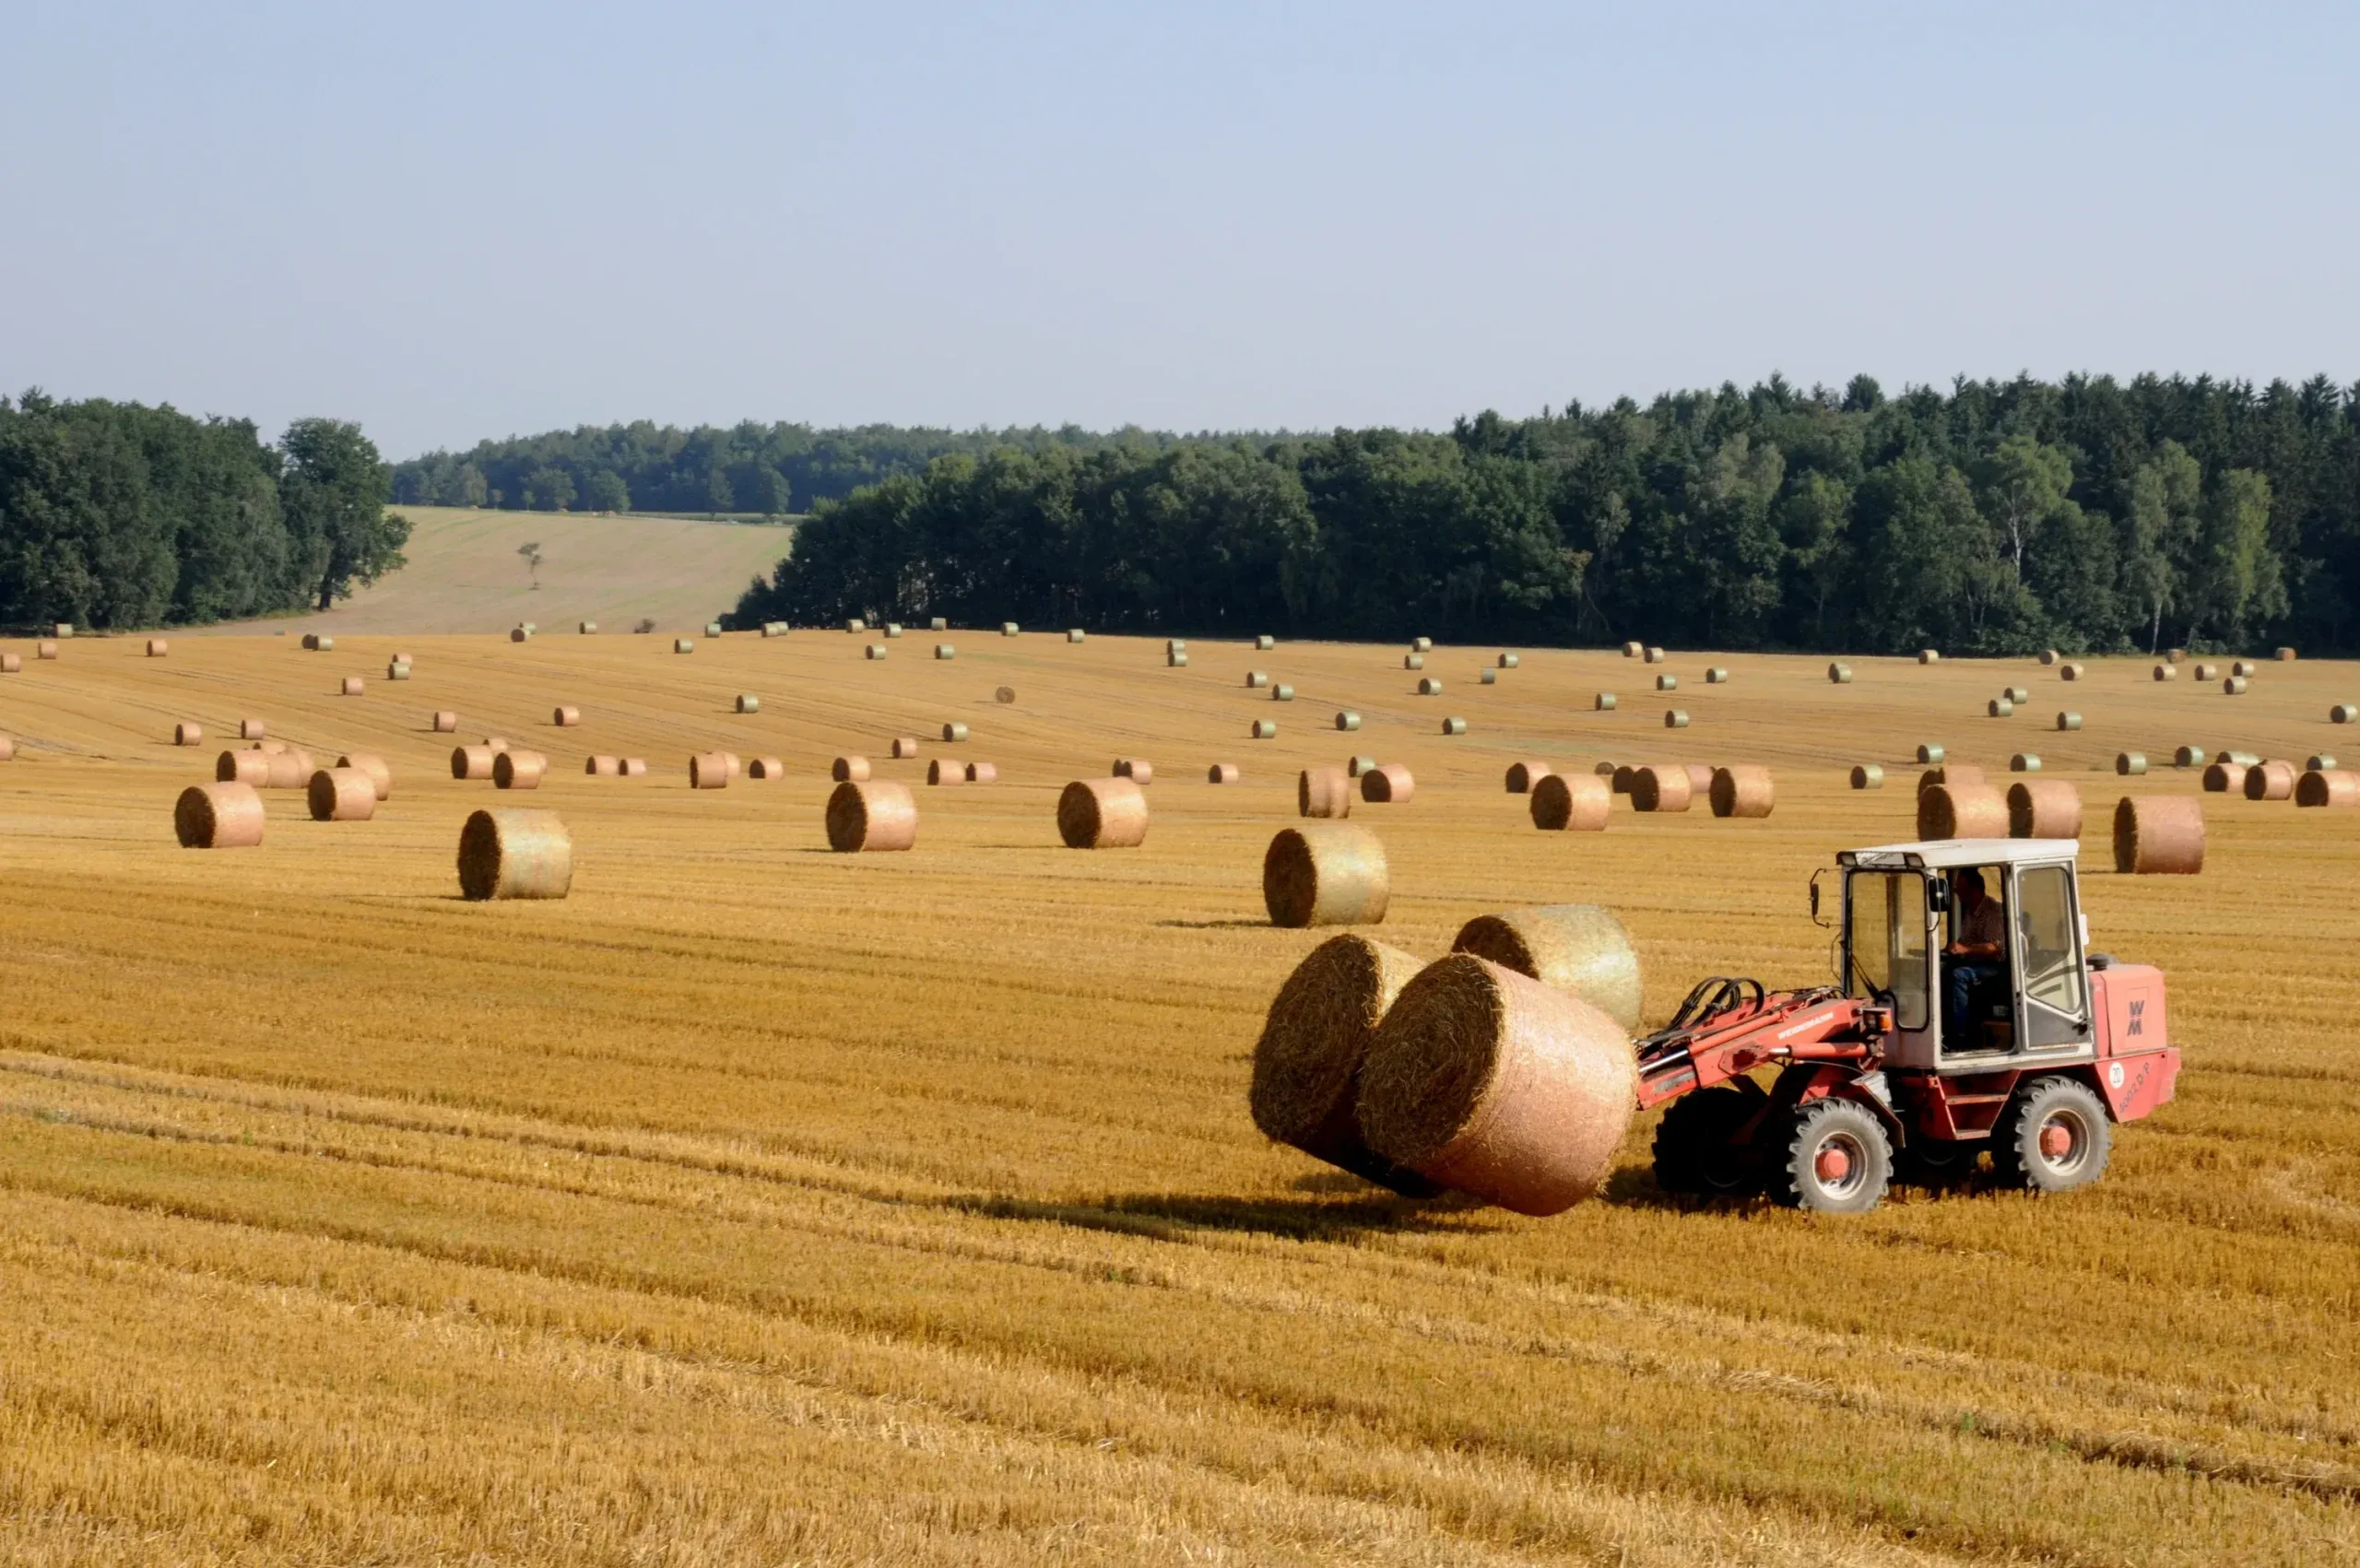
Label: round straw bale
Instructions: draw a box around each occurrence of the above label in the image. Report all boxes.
[1682,763,1714,793]
[865,643,888,660]
[890,737,919,760]
[2053,711,2083,735]
[2117,751,2147,775]
[1416,677,1442,695]
[1622,641,1643,657]
[1918,649,1940,664]
[2333,704,2359,724]
[1709,765,1774,819]
[844,618,867,633]
[1451,905,1642,1031]
[1347,756,1377,776]
[1257,634,1276,650]
[450,745,493,781]
[965,762,997,784]
[621,758,648,776]
[707,620,725,637]
[1988,699,2013,717]
[1529,772,1610,831]
[1115,758,1153,784]
[2201,762,2248,794]
[1264,823,1388,926]
[1245,671,1268,688]
[939,721,969,743]
[1477,666,1493,684]
[336,753,391,801]
[2004,686,2030,702]
[1656,673,1678,691]
[2278,646,2297,661]
[2175,745,2207,767]
[1067,629,1084,643]
[2167,648,2186,663]
[1851,764,1884,789]
[1441,716,1467,735]
[175,722,203,746]
[2245,760,2296,801]
[749,756,785,779]
[217,749,271,786]
[2224,677,2249,695]
[2154,664,2177,681]
[1504,760,1551,794]
[688,752,733,789]
[36,640,58,659]
[1917,744,1945,764]
[2059,662,2085,680]
[2114,796,2204,874]
[2011,754,2041,772]
[2039,649,2059,666]
[2217,749,2260,766]
[1165,638,1186,654]
[457,808,572,899]
[1208,762,1239,784]
[1361,763,1414,804]
[825,780,917,852]
[1001,621,1020,636]
[0,734,12,760]
[2297,770,2360,808]
[1630,765,1693,812]
[1918,784,2008,839]
[585,755,620,776]
[0,654,17,673]
[175,783,265,849]
[1594,692,1616,711]
[263,749,312,789]
[1251,719,1278,739]
[1611,764,1634,794]
[552,705,581,727]
[667,637,691,653]
[387,661,410,679]
[1413,637,1434,653]
[1404,653,1425,670]
[1359,955,1636,1214]
[2007,779,2082,838]
[1644,646,1665,664]
[1248,935,1435,1192]
[926,759,965,785]
[2309,753,2340,772]
[581,621,598,634]
[1705,666,1729,683]
[2232,659,2257,678]
[995,687,1016,703]
[1166,651,1189,667]
[1828,662,1852,683]
[431,711,457,733]
[240,718,266,740]
[1299,766,1352,819]
[1499,652,1520,668]
[308,767,377,821]
[929,618,946,631]
[832,755,871,782]
[493,750,547,790]
[1664,709,1689,728]
[301,632,319,650]
[937,644,959,660]
[1335,709,1361,731]
[2193,662,2218,680]
[146,638,167,656]
[1058,777,1149,849]
[336,677,363,697]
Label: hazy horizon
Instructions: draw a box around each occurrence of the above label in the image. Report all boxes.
[6,2,2355,461]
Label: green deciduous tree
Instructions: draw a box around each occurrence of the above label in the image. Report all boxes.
[278,418,409,612]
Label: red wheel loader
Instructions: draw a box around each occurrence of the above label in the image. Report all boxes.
[1642,836,2177,1212]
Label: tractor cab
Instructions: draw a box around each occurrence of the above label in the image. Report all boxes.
[1833,838,2093,1072]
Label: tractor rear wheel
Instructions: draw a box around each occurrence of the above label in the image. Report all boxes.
[1652,1086,1761,1197]
[1774,1098,1892,1213]
[1993,1077,2111,1194]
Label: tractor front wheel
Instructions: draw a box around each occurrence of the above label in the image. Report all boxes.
[1775,1098,1892,1214]
[1993,1077,2112,1194]
[1652,1086,1762,1197]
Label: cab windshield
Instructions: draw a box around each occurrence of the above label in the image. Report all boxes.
[1846,870,1930,1030]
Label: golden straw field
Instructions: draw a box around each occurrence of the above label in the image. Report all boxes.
[5,627,2360,1566]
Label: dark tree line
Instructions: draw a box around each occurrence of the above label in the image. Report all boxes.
[734,374,2360,655]
[393,420,1201,519]
[0,392,408,630]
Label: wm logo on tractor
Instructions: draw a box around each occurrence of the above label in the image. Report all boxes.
[2128,999,2145,1036]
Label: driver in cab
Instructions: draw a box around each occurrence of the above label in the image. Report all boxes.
[1941,867,2005,1046]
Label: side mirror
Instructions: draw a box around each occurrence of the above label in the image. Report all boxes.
[1808,867,1830,928]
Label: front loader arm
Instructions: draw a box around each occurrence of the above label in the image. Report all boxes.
[1633,983,1889,1110]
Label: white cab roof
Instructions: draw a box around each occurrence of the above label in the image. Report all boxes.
[1838,839,2079,869]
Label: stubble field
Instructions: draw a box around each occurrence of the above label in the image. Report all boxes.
[2,626,2357,1566]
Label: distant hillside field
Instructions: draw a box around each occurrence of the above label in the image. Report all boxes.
[204,506,795,636]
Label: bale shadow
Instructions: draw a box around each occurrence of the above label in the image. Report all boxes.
[1155,918,1269,930]
[939,1186,1486,1244]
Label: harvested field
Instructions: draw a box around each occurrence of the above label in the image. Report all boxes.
[0,633,2358,1565]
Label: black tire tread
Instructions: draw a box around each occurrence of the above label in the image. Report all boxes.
[1774,1098,1893,1214]
[1993,1076,2113,1194]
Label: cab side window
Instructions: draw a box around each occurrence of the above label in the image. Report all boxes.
[2015,865,2083,1016]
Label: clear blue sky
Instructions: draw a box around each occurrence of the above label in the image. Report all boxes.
[4,2,2354,458]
